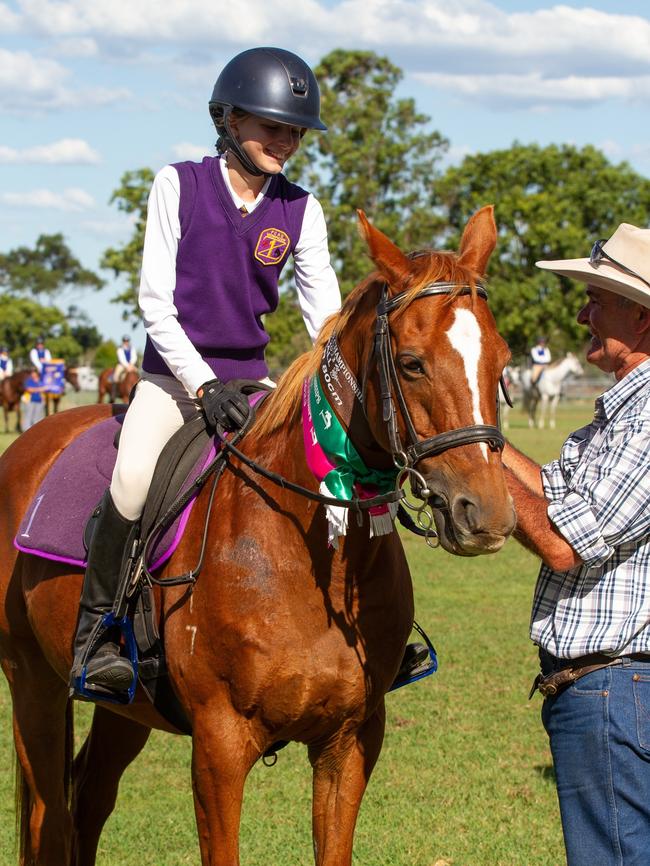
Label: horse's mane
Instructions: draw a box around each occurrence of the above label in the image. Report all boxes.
[254,250,483,438]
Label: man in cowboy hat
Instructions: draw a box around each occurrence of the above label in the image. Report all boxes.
[503,222,650,866]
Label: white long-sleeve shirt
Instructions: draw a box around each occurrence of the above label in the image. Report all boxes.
[29,347,52,373]
[139,158,341,395]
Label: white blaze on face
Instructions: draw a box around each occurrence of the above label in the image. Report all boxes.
[446,308,488,460]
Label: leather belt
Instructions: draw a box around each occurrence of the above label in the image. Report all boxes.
[529,653,650,699]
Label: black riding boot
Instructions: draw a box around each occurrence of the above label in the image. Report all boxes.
[70,490,139,696]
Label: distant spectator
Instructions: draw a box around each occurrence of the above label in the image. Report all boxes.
[21,367,46,431]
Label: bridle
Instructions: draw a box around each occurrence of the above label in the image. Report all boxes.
[369,281,506,491]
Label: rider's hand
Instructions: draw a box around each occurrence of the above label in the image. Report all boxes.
[198,378,251,432]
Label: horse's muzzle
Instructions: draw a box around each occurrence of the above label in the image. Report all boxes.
[427,486,516,556]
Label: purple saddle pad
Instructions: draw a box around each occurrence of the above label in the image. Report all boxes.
[14,415,215,570]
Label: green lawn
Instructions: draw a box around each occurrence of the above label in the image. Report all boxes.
[0,399,594,865]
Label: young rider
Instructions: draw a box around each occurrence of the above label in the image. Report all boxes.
[112,335,138,399]
[0,346,13,381]
[70,47,342,698]
[29,337,51,375]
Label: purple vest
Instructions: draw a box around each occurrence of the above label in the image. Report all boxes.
[142,157,309,383]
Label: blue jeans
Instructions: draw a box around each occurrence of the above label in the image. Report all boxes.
[541,656,650,865]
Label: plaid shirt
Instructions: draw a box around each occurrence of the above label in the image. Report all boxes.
[531,358,650,659]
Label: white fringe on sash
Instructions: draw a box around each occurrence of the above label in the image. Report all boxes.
[321,481,398,549]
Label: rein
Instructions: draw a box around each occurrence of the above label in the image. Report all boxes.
[142,278,509,583]
[217,280,507,545]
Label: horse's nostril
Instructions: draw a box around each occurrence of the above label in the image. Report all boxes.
[454,496,479,532]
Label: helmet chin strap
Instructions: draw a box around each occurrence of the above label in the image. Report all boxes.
[217,108,268,178]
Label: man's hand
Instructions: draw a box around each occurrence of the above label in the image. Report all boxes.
[199,378,251,431]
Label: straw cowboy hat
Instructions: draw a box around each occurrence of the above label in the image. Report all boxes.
[536,223,650,309]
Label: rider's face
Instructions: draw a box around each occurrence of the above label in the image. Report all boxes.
[229,114,303,175]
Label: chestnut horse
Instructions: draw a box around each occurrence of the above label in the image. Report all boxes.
[0,207,515,866]
[0,369,29,433]
[97,367,139,404]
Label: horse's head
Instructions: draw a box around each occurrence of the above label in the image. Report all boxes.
[565,352,584,377]
[348,206,515,555]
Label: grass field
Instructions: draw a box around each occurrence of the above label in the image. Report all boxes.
[0,396,595,865]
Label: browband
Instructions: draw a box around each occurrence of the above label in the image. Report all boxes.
[378,282,488,316]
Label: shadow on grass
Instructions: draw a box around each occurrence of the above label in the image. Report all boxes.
[534,764,556,783]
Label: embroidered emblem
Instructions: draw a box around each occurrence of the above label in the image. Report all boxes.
[255,228,290,266]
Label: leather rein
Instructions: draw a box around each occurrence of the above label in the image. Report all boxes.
[144,280,510,587]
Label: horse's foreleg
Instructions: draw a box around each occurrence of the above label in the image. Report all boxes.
[539,395,547,429]
[2,642,72,865]
[309,706,385,866]
[71,706,151,866]
[549,395,560,429]
[190,707,259,865]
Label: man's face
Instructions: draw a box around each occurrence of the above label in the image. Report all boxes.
[577,285,641,378]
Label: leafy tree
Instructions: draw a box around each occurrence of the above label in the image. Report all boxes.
[94,340,118,372]
[101,168,155,324]
[267,48,449,368]
[0,295,83,364]
[436,143,650,359]
[287,48,448,296]
[0,233,104,298]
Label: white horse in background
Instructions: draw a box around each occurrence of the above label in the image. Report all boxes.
[499,365,520,430]
[521,353,583,429]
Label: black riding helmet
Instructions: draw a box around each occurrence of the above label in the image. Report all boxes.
[209,47,326,177]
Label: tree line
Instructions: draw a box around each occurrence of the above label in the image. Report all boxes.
[2,49,650,372]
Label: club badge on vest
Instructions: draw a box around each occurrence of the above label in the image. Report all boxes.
[255,228,290,266]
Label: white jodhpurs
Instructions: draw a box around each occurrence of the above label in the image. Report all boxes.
[110,373,202,521]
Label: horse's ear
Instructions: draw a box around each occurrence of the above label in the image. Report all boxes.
[357,210,411,291]
[458,205,497,277]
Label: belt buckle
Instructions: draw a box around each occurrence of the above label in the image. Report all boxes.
[538,680,559,697]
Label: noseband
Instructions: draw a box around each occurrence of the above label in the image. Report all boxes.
[371,281,506,474]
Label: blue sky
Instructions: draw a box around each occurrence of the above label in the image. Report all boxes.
[2,0,650,350]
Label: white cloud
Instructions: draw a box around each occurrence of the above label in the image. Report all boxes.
[0,3,22,32]
[4,1,650,115]
[0,187,95,211]
[171,141,209,161]
[52,37,99,58]
[14,0,329,46]
[0,138,101,164]
[414,72,650,110]
[0,48,131,111]
[81,217,134,237]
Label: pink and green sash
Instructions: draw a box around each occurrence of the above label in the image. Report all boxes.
[302,339,399,547]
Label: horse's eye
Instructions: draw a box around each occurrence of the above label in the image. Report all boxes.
[398,354,425,377]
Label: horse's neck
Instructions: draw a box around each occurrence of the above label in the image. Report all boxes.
[552,357,573,379]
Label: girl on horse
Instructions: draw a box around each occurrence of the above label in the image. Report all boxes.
[70,47,342,700]
[0,346,12,381]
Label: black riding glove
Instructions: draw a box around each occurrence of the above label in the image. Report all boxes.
[199,378,251,432]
